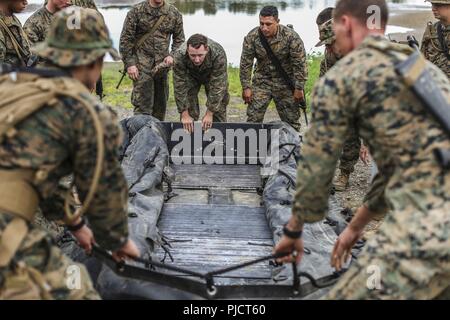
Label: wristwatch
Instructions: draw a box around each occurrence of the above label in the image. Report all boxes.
[282,224,303,239]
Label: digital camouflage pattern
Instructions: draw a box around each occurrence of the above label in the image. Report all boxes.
[0,8,128,299]
[0,12,31,67]
[240,24,308,131]
[315,19,335,48]
[420,21,450,78]
[293,35,450,299]
[24,6,53,46]
[70,0,98,10]
[316,19,360,177]
[120,1,184,119]
[173,38,229,122]
[319,49,339,77]
[44,0,98,10]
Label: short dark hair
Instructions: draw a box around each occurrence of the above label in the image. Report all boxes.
[260,5,278,19]
[316,7,334,25]
[334,0,388,28]
[187,33,208,49]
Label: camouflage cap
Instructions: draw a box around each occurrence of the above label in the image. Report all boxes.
[33,7,120,67]
[425,0,450,3]
[315,19,335,47]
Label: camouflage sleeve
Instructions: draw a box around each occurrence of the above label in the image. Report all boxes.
[290,32,308,90]
[292,76,351,224]
[173,55,191,113]
[23,17,41,45]
[170,12,185,55]
[362,172,391,219]
[0,32,5,63]
[239,32,255,90]
[319,58,327,78]
[71,99,129,251]
[205,50,228,113]
[420,27,429,58]
[119,9,138,69]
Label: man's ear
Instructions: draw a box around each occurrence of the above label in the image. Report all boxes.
[341,15,352,37]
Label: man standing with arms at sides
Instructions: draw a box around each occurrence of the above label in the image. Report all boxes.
[274,0,450,299]
[120,0,185,120]
[173,34,229,133]
[421,0,450,78]
[0,0,30,67]
[240,5,308,132]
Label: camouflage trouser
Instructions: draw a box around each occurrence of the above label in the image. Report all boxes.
[0,213,99,300]
[247,82,301,131]
[132,71,169,121]
[183,82,229,123]
[325,203,450,299]
[339,128,361,175]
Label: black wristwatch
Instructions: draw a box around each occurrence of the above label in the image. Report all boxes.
[282,224,303,239]
[67,217,86,232]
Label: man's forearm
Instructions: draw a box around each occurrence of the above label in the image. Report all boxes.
[348,205,376,232]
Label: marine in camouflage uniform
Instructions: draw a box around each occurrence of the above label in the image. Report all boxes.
[173,36,229,123]
[0,8,132,299]
[283,31,450,299]
[120,0,185,120]
[0,1,31,67]
[44,0,98,10]
[316,17,362,191]
[420,0,450,78]
[240,7,308,132]
[24,5,53,46]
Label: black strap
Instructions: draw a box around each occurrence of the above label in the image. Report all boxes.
[258,29,295,92]
[92,246,340,299]
[258,29,308,125]
[436,22,450,60]
[0,64,70,78]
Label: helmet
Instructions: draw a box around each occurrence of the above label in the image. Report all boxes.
[315,19,335,47]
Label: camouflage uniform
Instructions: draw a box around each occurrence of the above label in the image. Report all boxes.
[420,22,450,78]
[0,8,129,299]
[293,35,450,299]
[0,11,31,67]
[120,1,185,120]
[44,0,98,10]
[240,24,308,131]
[173,38,229,122]
[316,19,361,186]
[24,6,53,46]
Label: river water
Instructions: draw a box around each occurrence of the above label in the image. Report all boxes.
[19,0,431,65]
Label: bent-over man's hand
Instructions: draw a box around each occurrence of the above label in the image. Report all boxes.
[202,110,213,131]
[181,110,194,133]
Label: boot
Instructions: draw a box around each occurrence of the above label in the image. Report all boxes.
[334,171,350,192]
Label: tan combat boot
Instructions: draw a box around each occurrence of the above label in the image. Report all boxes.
[334,171,350,192]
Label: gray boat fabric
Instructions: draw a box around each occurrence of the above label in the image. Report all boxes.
[58,117,364,299]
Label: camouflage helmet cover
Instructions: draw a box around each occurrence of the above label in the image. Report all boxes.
[33,7,120,67]
[315,19,335,47]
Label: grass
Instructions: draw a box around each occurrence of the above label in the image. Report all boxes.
[102,54,323,113]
